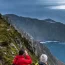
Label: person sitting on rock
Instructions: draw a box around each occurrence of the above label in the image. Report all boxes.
[35,54,48,65]
[12,48,32,65]
[39,54,48,65]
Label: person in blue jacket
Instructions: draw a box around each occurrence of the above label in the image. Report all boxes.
[39,54,48,65]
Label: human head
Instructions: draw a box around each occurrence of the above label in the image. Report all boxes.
[40,54,48,63]
[19,48,25,55]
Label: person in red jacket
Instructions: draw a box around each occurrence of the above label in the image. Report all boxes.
[12,48,32,65]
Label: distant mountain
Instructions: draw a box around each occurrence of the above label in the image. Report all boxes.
[4,14,65,42]
[44,19,56,23]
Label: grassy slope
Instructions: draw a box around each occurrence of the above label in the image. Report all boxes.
[0,15,38,65]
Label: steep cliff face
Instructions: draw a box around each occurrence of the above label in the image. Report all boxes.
[0,14,65,65]
[4,14,65,42]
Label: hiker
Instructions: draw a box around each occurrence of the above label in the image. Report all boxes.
[12,48,32,65]
[35,54,48,65]
[39,54,48,65]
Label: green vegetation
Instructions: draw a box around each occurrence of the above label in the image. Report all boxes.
[0,14,38,65]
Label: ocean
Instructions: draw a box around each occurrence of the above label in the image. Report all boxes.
[44,42,65,63]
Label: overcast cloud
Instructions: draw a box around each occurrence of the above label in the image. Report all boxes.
[0,0,65,23]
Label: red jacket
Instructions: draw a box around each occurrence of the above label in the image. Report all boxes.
[13,55,32,65]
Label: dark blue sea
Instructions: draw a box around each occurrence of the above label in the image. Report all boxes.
[44,42,65,63]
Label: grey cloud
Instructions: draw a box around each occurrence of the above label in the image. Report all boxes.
[0,0,65,24]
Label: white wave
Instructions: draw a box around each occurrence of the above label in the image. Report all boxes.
[40,41,65,45]
[40,41,59,44]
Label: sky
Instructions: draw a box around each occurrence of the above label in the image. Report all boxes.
[0,0,65,23]
[38,0,65,4]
